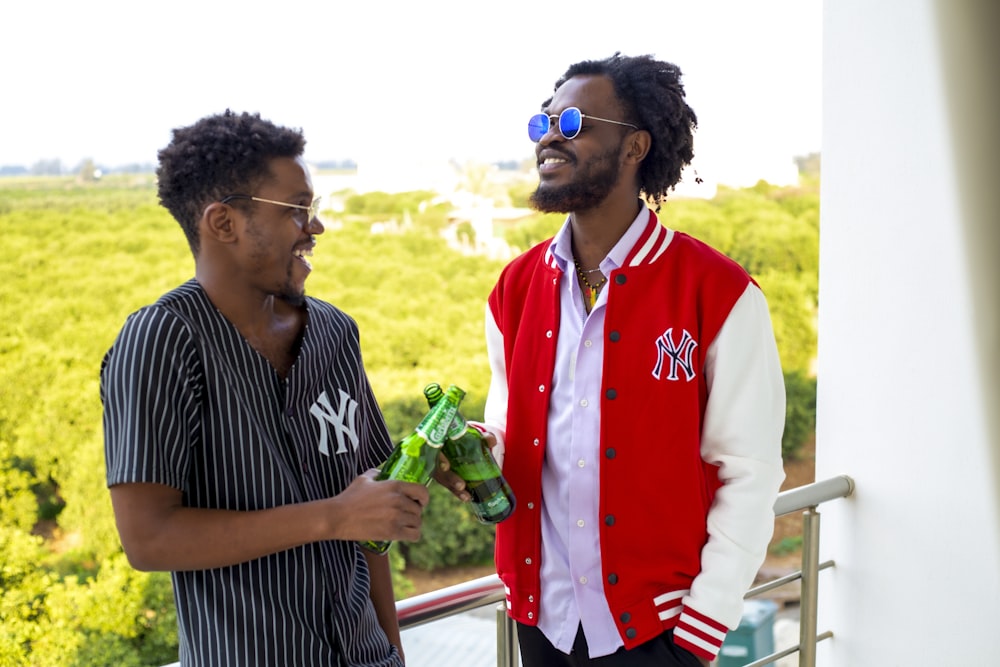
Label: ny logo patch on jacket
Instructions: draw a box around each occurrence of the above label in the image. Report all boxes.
[652,327,699,382]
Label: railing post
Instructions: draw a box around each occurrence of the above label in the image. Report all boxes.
[497,602,518,667]
[799,506,822,667]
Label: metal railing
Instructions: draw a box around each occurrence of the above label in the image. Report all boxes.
[396,474,855,667]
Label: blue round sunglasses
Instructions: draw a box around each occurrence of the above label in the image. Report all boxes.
[528,107,639,142]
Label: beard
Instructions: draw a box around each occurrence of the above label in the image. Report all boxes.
[530,144,623,213]
[245,215,307,306]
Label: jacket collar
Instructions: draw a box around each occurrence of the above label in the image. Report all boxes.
[543,206,674,272]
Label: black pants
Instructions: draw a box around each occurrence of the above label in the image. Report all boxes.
[516,622,704,667]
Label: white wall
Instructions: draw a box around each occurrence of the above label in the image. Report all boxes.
[816,1,1000,664]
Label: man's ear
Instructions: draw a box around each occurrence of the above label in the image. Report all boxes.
[201,201,239,244]
[624,129,652,165]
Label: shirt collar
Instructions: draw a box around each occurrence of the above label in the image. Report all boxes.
[550,205,652,274]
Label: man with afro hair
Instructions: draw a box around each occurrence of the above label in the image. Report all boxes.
[102,110,425,666]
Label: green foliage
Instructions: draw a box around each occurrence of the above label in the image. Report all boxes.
[506,177,538,209]
[500,211,565,253]
[400,485,497,570]
[0,175,821,663]
[343,189,439,219]
[770,535,803,556]
[0,444,37,532]
[782,371,817,459]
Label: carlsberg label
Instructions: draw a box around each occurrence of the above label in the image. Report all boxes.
[416,402,458,448]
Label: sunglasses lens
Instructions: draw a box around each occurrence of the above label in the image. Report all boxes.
[559,107,583,139]
[528,114,549,142]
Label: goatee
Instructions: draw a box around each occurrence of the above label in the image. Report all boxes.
[529,145,622,213]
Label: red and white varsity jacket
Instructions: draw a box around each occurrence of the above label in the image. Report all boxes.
[484,210,786,661]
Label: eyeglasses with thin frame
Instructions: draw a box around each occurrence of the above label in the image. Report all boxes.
[221,194,322,224]
[527,106,639,142]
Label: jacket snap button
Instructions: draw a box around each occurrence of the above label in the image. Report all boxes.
[605,388,617,400]
[615,274,627,285]
[605,515,615,526]
[620,612,631,623]
[607,573,618,585]
[626,628,637,639]
[609,330,620,342]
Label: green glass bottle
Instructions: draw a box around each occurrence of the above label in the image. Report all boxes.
[360,384,466,554]
[424,383,516,525]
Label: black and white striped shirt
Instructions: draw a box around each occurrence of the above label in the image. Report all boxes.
[101,280,399,667]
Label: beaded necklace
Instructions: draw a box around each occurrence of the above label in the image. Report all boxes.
[573,259,607,310]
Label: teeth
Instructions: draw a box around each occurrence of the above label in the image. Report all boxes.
[542,157,568,165]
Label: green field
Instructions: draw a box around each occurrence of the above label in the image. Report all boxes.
[0,173,818,665]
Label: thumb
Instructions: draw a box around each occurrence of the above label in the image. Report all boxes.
[360,468,381,481]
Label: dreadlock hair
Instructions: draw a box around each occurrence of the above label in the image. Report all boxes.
[156,110,306,255]
[551,53,698,210]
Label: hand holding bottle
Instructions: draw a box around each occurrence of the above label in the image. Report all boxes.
[424,383,516,524]
[333,469,429,544]
[359,384,466,554]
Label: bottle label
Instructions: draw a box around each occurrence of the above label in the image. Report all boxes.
[480,492,509,513]
[445,414,468,440]
[415,401,458,448]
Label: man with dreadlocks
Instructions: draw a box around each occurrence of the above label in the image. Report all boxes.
[479,54,786,666]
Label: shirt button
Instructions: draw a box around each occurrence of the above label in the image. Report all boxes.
[286,407,294,417]
[527,502,535,509]
[525,558,532,565]
[579,576,587,585]
[584,339,593,347]
[577,519,585,527]
[579,399,589,407]
[577,459,586,468]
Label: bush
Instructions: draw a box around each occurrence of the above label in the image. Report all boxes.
[0,177,821,658]
[783,371,817,460]
[401,484,496,570]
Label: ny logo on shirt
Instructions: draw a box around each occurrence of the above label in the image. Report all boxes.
[652,327,699,382]
[310,389,360,456]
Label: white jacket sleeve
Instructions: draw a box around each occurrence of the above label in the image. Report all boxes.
[481,302,508,468]
[684,283,787,630]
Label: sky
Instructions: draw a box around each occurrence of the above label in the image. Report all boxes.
[1,0,821,187]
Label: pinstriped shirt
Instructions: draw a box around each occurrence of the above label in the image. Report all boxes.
[101,280,399,667]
